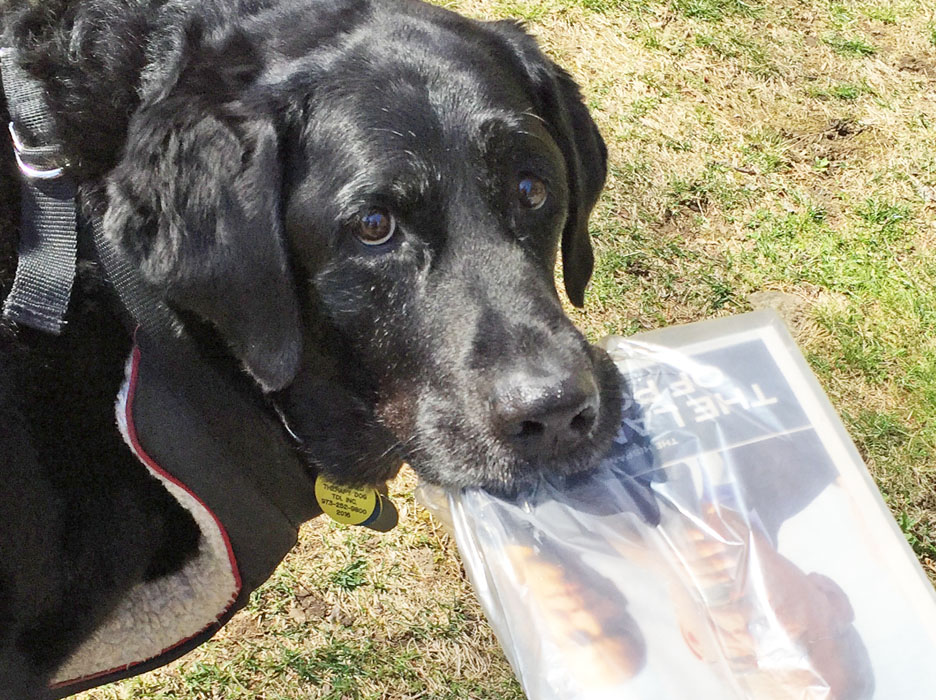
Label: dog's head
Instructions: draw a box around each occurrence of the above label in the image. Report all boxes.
[104,0,621,493]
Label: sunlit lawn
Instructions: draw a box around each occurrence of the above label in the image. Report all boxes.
[80,0,936,697]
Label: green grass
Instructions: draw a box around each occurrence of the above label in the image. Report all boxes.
[741,129,792,173]
[694,32,774,74]
[808,81,873,101]
[899,512,936,562]
[822,33,877,56]
[670,0,763,22]
[667,162,755,211]
[855,198,911,228]
[329,558,370,591]
[277,641,410,696]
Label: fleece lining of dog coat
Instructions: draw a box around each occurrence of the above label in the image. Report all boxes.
[49,347,241,689]
[47,336,323,696]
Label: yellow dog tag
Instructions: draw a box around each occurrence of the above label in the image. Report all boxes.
[314,475,398,531]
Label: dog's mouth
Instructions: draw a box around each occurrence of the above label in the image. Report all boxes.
[379,343,625,495]
[271,342,624,495]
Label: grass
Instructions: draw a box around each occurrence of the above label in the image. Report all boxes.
[77,0,936,697]
[807,80,874,101]
[329,558,370,592]
[823,33,877,57]
[670,0,763,22]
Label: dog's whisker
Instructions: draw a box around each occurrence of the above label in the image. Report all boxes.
[370,126,407,139]
[521,109,548,126]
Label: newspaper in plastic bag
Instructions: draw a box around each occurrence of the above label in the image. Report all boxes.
[418,311,936,700]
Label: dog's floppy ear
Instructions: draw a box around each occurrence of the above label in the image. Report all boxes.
[104,31,302,391]
[487,21,608,307]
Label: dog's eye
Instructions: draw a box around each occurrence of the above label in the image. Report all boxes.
[517,175,547,210]
[356,208,396,246]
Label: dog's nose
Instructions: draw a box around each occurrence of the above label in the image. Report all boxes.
[492,368,599,457]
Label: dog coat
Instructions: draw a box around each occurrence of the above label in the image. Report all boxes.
[47,332,325,696]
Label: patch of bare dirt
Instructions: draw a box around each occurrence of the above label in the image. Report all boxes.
[784,117,869,167]
[898,54,936,79]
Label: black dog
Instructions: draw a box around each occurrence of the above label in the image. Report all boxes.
[0,0,621,695]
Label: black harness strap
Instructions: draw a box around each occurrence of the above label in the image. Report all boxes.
[0,47,182,341]
[88,213,185,344]
[1,47,77,334]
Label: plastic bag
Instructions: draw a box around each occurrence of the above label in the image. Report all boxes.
[418,311,936,699]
